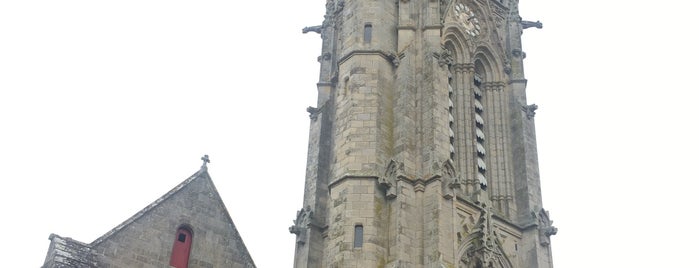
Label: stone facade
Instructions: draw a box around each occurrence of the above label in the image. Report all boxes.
[42,165,256,268]
[292,0,555,267]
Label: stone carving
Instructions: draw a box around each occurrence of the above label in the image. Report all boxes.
[379,159,406,199]
[522,104,537,119]
[440,160,462,199]
[521,20,543,29]
[289,206,313,244]
[321,0,343,31]
[200,155,210,169]
[491,1,507,19]
[511,48,525,59]
[302,25,323,34]
[307,106,322,121]
[439,0,449,22]
[458,205,513,268]
[503,59,511,74]
[456,214,474,245]
[507,0,520,23]
[535,208,557,246]
[317,52,331,62]
[435,48,454,67]
[387,52,402,67]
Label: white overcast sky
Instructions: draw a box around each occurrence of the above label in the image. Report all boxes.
[1,1,698,267]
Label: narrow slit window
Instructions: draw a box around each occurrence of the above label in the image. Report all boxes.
[354,225,364,248]
[363,24,372,43]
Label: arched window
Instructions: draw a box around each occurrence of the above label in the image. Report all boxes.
[169,227,193,268]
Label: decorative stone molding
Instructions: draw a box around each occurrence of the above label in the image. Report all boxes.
[491,1,507,19]
[435,48,454,67]
[458,205,514,268]
[483,81,506,91]
[379,159,406,199]
[289,206,313,244]
[452,63,474,73]
[387,52,403,68]
[337,50,401,67]
[438,160,462,199]
[414,181,425,193]
[535,208,557,246]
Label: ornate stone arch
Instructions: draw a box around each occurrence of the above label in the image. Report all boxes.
[442,25,507,80]
[441,0,487,62]
[442,29,470,63]
[457,230,514,268]
[472,46,506,83]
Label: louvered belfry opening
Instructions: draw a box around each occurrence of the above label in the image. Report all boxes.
[473,66,487,190]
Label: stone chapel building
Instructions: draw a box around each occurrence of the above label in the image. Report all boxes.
[42,0,555,267]
[290,0,555,267]
[41,157,256,268]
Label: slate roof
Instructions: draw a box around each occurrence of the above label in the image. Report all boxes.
[42,234,97,268]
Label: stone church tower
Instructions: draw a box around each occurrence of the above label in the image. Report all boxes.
[291,0,555,267]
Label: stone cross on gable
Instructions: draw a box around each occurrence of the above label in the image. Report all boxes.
[201,155,210,168]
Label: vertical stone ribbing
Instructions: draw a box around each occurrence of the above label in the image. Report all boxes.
[295,0,555,267]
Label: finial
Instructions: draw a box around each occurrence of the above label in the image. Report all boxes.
[201,155,210,169]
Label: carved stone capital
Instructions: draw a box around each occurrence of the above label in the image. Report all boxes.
[453,63,474,73]
[482,82,505,91]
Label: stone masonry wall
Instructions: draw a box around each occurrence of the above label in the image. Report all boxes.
[91,174,255,268]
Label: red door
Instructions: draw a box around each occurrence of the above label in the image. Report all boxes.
[169,228,192,268]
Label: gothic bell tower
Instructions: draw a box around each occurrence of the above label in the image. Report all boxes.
[291,0,555,267]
